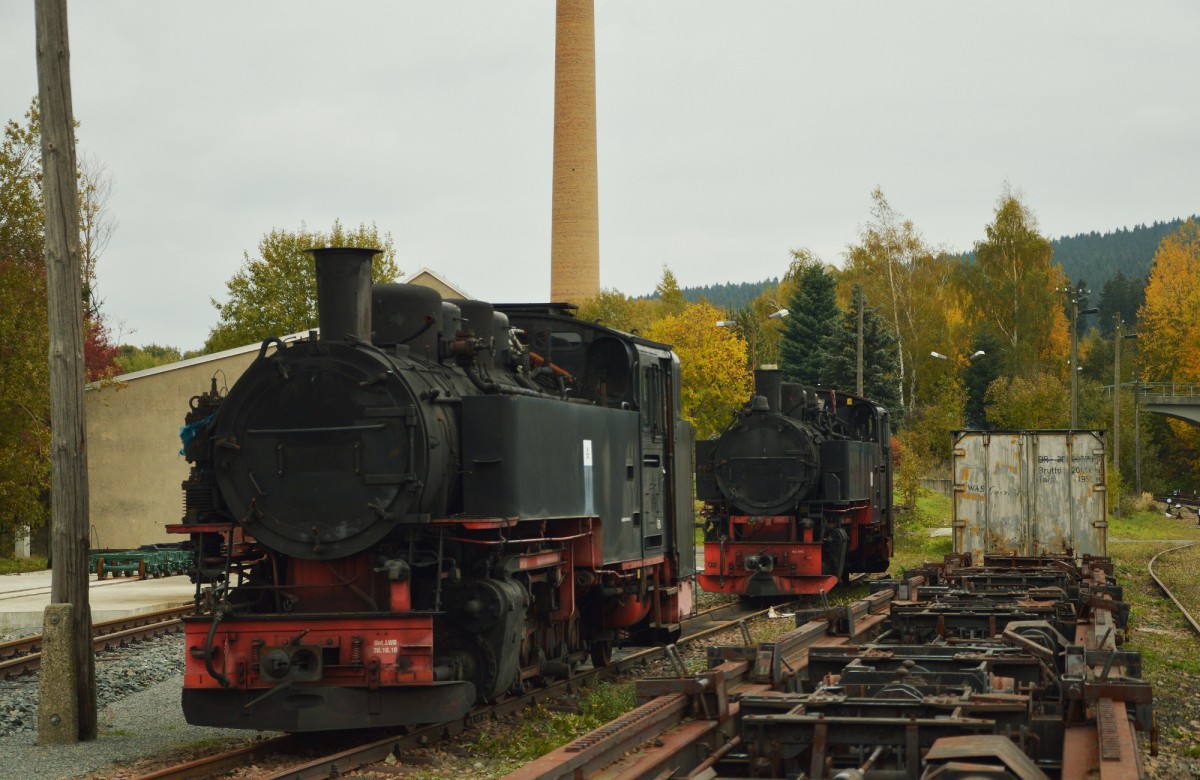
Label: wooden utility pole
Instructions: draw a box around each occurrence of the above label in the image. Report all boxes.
[36,0,97,742]
[1113,316,1122,516]
[855,286,864,396]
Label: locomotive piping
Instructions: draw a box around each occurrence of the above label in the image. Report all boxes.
[203,605,230,688]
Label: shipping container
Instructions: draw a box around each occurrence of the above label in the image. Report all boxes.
[951,430,1107,559]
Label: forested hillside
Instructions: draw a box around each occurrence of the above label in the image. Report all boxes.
[666,217,1195,313]
[1051,218,1197,289]
[644,279,779,310]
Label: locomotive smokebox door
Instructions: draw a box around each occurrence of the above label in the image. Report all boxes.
[713,412,820,515]
[212,340,432,560]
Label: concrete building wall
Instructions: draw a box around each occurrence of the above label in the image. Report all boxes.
[85,343,269,550]
[84,274,472,552]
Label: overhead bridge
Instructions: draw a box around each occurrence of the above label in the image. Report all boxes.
[1141,383,1200,426]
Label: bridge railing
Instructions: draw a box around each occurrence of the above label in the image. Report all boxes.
[1139,382,1200,397]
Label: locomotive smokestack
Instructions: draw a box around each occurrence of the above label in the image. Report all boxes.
[754,368,782,413]
[310,247,378,343]
[550,0,600,304]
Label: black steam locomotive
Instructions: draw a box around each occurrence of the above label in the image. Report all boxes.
[171,248,696,731]
[695,370,893,597]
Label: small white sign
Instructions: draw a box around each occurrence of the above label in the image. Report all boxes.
[583,439,593,466]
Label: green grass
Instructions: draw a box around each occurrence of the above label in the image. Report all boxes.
[0,556,48,575]
[890,489,953,572]
[1109,509,1200,541]
[467,681,637,768]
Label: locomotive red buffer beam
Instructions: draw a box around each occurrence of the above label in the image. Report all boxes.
[698,540,837,596]
[180,614,473,731]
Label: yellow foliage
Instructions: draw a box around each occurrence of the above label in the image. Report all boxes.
[645,301,752,440]
[983,372,1069,429]
[1139,219,1200,383]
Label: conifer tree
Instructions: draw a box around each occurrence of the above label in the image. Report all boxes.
[778,262,839,385]
[823,294,903,418]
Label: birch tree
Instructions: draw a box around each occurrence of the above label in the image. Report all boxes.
[963,187,1068,378]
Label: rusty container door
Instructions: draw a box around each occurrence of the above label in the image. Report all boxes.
[952,430,1107,559]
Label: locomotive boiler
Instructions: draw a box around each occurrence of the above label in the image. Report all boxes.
[695,369,893,597]
[170,248,695,731]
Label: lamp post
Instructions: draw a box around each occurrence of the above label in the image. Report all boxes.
[1057,282,1098,428]
[930,351,986,428]
[716,308,787,370]
[1112,319,1138,516]
[1134,374,1143,495]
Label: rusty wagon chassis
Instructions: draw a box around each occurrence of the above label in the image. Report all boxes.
[509,553,1152,780]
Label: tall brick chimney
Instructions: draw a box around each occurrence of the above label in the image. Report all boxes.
[550,0,600,304]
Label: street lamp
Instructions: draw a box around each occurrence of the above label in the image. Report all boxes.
[715,309,788,369]
[930,350,986,361]
[1057,282,1098,428]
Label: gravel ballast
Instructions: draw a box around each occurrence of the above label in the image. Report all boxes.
[0,633,273,780]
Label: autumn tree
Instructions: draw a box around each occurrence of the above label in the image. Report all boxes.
[204,220,400,352]
[983,373,1069,429]
[894,375,967,509]
[114,343,183,374]
[737,276,793,369]
[1137,219,1200,486]
[576,288,657,335]
[654,265,687,318]
[0,100,118,538]
[778,255,839,385]
[962,188,1069,379]
[840,189,924,411]
[645,301,752,440]
[0,240,51,542]
[1138,219,1200,384]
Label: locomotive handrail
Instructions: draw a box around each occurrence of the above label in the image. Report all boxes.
[440,530,593,546]
[245,423,386,434]
[256,336,288,359]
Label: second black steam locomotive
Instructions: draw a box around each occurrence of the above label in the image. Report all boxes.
[696,370,893,597]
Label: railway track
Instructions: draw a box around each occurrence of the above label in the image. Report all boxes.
[1148,541,1200,636]
[0,604,190,679]
[508,554,1153,780]
[126,597,792,780]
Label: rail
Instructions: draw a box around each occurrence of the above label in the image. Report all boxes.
[506,555,1152,780]
[128,598,772,780]
[1147,541,1200,636]
[0,605,191,679]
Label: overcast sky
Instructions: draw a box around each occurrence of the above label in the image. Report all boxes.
[2,2,1198,351]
